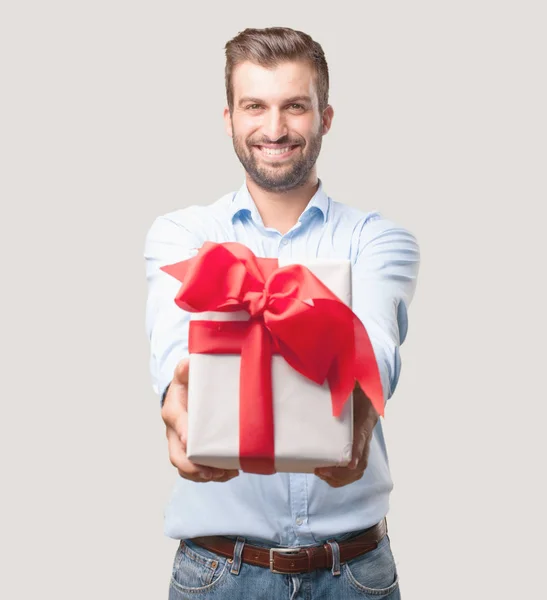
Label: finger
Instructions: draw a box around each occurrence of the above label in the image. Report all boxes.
[209,471,240,483]
[315,464,364,482]
[166,426,213,482]
[315,467,346,482]
[180,465,240,483]
[208,467,240,481]
[316,474,357,488]
[316,469,363,488]
[212,468,240,478]
[166,427,239,482]
[314,467,333,478]
[314,466,356,480]
[320,478,349,488]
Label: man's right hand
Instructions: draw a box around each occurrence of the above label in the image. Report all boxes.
[161,358,240,483]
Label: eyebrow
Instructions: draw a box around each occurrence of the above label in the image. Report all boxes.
[237,95,313,107]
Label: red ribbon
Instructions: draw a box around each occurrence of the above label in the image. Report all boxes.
[161,242,384,475]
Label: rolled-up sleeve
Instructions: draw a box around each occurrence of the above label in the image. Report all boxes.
[144,215,200,403]
[352,216,420,406]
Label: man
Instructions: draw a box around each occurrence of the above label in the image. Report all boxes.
[144,26,419,600]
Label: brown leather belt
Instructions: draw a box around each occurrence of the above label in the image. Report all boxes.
[189,518,387,575]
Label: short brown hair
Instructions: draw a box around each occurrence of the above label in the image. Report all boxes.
[224,27,329,113]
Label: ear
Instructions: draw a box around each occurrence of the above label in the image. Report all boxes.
[223,106,233,137]
[321,105,334,135]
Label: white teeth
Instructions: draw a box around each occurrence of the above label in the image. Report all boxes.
[261,146,293,155]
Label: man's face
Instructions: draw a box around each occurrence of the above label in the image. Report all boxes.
[224,60,333,192]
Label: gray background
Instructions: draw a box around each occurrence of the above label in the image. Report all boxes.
[1,1,545,598]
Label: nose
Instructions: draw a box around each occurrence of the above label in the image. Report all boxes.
[262,108,288,142]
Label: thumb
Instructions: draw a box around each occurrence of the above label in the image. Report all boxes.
[172,405,189,451]
[163,358,190,415]
[349,429,367,469]
[173,357,190,386]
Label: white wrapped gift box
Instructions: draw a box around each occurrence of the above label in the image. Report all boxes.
[186,258,354,473]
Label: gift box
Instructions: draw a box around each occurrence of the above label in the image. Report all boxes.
[161,242,383,475]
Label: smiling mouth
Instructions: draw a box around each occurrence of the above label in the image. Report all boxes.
[254,145,300,158]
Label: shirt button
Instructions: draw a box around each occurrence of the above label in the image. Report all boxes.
[280,239,288,247]
[295,517,304,526]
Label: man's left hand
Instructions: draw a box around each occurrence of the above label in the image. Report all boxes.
[314,384,380,488]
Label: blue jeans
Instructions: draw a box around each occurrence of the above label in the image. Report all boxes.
[168,529,400,599]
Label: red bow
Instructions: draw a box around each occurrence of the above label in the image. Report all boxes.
[161,242,384,474]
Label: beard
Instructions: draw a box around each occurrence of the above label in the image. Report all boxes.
[231,123,323,192]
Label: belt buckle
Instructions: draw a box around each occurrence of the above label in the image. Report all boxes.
[269,547,301,574]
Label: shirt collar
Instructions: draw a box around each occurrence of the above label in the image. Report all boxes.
[230,178,329,225]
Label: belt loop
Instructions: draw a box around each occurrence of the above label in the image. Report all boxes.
[326,540,341,576]
[175,541,185,569]
[230,537,246,575]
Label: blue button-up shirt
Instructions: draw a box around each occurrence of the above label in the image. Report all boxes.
[144,179,420,545]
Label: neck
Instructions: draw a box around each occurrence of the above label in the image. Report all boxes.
[245,171,320,235]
